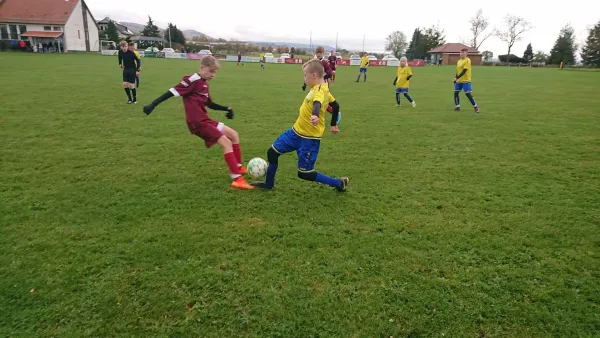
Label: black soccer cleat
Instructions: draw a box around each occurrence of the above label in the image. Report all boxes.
[250,182,274,190]
[336,177,349,192]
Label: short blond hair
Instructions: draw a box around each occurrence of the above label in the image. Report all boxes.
[400,57,408,63]
[200,55,220,70]
[303,59,324,78]
[119,40,127,47]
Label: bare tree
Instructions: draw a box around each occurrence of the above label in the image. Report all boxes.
[497,14,532,61]
[469,9,495,50]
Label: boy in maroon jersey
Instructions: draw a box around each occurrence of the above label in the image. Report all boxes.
[328,51,337,82]
[237,51,244,66]
[142,56,254,190]
[302,46,332,90]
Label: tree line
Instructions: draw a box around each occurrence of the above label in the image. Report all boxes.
[383,9,600,67]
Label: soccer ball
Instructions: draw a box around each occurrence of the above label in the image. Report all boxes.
[247,157,268,178]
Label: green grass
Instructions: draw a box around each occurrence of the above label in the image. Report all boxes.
[1,53,599,337]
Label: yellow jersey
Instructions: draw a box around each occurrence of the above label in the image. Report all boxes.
[260,53,265,61]
[133,50,141,68]
[293,82,336,139]
[396,66,412,88]
[360,56,369,67]
[456,57,472,83]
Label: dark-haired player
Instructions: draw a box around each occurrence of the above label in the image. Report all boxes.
[328,51,337,82]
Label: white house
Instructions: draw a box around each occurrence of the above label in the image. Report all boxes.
[0,0,99,52]
[97,17,134,40]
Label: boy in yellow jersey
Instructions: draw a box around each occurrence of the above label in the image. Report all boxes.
[128,42,142,88]
[453,48,479,113]
[251,59,348,191]
[393,57,416,107]
[356,52,369,82]
[260,52,265,69]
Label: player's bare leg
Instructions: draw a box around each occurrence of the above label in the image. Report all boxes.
[221,125,247,174]
[217,135,253,189]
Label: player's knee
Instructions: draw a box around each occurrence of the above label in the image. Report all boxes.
[267,147,280,163]
[297,170,317,181]
[217,135,233,151]
[227,128,240,143]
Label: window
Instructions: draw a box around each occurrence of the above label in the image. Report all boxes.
[9,24,17,39]
[44,26,51,31]
[0,25,7,40]
[78,30,80,39]
[19,25,26,35]
[53,26,61,31]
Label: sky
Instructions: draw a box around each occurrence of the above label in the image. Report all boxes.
[87,0,599,56]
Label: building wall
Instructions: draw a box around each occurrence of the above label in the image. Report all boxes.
[86,10,99,51]
[443,53,482,65]
[64,0,86,51]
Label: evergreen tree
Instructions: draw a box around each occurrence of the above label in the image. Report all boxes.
[581,21,600,67]
[163,23,186,46]
[523,43,533,62]
[141,16,160,37]
[548,24,577,65]
[406,28,421,59]
[105,21,119,43]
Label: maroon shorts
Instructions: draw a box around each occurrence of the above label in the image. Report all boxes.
[187,120,224,148]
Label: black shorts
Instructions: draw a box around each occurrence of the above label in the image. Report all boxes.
[122,68,136,83]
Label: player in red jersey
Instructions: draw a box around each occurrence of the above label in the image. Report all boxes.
[327,51,337,82]
[302,46,332,91]
[142,56,254,190]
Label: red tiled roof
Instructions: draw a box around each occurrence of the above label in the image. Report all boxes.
[21,31,63,38]
[428,43,480,54]
[0,0,79,25]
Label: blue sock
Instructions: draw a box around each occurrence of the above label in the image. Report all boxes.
[265,163,278,187]
[395,93,400,104]
[466,93,477,107]
[404,93,413,103]
[315,172,341,188]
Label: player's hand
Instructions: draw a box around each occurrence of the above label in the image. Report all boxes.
[226,108,234,119]
[330,126,339,134]
[302,84,307,91]
[310,115,319,125]
[393,81,396,86]
[120,65,124,69]
[143,104,155,115]
[136,71,140,76]
[453,77,457,83]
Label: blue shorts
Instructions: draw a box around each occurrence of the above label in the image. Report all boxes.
[395,88,409,93]
[271,128,320,172]
[454,82,472,92]
[359,67,367,73]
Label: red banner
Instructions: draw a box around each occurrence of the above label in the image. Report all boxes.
[408,59,425,66]
[285,58,305,64]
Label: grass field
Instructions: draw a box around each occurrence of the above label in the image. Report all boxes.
[1,52,599,337]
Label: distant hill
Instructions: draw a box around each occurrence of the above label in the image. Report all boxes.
[248,41,336,50]
[118,21,212,39]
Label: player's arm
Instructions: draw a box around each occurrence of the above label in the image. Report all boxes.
[118,50,123,66]
[135,52,142,69]
[407,68,413,81]
[207,100,234,119]
[133,53,141,72]
[393,76,398,85]
[309,90,325,125]
[143,77,194,115]
[455,69,467,79]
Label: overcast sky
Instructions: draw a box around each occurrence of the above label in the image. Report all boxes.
[87,0,599,55]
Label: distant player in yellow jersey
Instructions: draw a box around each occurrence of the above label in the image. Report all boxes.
[251,59,348,191]
[260,52,265,69]
[356,52,369,82]
[393,57,416,107]
[453,48,479,113]
[128,42,142,88]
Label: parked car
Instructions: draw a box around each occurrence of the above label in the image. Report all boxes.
[145,47,159,53]
[279,53,290,59]
[162,48,175,53]
[197,49,212,56]
[264,52,274,58]
[368,55,378,60]
[349,54,360,60]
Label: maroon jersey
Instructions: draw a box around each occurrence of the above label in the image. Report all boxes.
[237,53,242,61]
[170,73,213,124]
[317,57,332,76]
[328,55,337,70]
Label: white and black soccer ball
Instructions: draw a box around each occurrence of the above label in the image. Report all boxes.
[247,157,268,178]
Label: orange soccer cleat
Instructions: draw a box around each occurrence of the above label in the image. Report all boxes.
[239,166,248,175]
[231,176,254,190]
